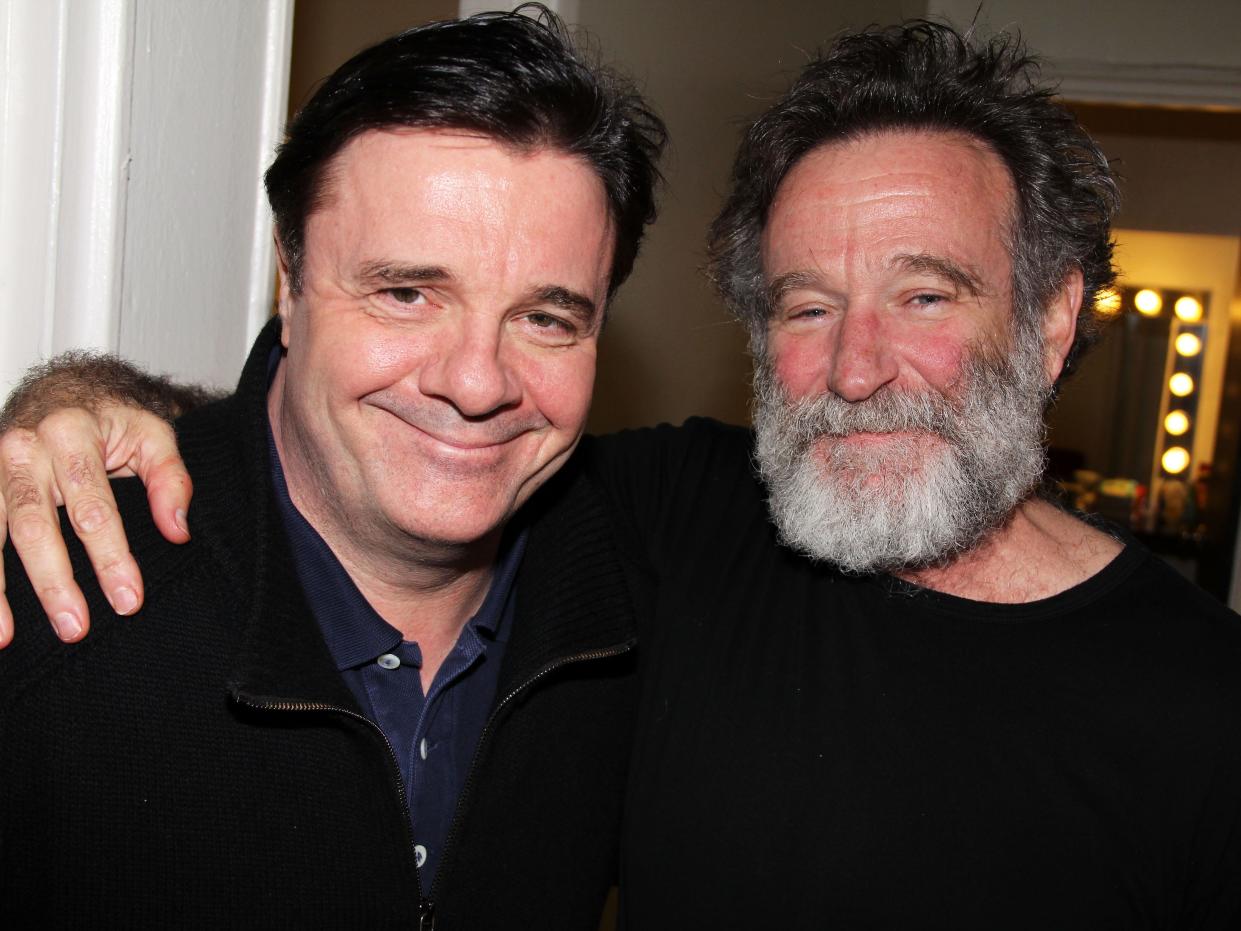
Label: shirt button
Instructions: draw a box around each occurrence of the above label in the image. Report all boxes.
[420,738,428,760]
[414,845,427,868]
[377,653,400,670]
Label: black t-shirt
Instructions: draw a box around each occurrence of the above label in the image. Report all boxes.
[587,419,1241,930]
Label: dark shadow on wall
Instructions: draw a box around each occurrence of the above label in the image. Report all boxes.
[588,295,754,434]
[289,0,458,118]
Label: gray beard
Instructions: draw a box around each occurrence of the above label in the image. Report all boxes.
[752,328,1052,574]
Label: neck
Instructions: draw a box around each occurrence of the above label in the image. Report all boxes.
[895,497,1123,603]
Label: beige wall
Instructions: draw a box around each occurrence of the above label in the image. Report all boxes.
[1093,131,1241,240]
[931,0,1241,69]
[1069,106,1241,245]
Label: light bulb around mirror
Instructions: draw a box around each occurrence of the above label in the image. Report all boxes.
[1175,332,1202,357]
[1134,289,1163,316]
[1162,446,1190,474]
[1174,296,1203,323]
[1164,410,1190,436]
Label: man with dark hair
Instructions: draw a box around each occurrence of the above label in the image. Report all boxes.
[0,8,666,927]
[3,19,1241,930]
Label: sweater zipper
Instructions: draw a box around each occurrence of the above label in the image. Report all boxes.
[231,694,435,927]
[429,639,636,905]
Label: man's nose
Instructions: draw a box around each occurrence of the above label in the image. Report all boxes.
[418,320,522,418]
[827,307,898,402]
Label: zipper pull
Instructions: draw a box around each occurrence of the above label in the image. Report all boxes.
[418,899,436,931]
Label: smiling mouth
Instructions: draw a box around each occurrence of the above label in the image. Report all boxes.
[369,405,532,455]
[414,424,518,452]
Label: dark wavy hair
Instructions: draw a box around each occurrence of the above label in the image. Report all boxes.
[707,21,1119,375]
[265,4,666,297]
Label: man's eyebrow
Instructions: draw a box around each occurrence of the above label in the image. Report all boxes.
[357,262,454,286]
[530,285,599,324]
[892,253,984,296]
[354,266,599,323]
[765,270,824,308]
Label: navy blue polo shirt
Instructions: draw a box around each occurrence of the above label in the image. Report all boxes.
[265,401,526,890]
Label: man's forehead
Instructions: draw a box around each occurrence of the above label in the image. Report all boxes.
[770,129,1013,213]
[317,129,532,209]
[760,128,1017,268]
[319,127,612,212]
[300,127,617,305]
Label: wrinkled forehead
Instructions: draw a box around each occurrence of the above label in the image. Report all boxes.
[765,128,1018,239]
[759,129,1019,285]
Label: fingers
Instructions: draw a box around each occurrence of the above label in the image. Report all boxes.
[0,512,12,648]
[0,585,12,648]
[107,408,192,545]
[0,426,90,642]
[40,408,145,618]
[0,404,191,648]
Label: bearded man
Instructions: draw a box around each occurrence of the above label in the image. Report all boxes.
[3,21,1240,930]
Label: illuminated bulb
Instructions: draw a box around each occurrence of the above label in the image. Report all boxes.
[1094,288,1122,316]
[1134,289,1163,316]
[1164,410,1190,436]
[1162,446,1191,474]
[1169,373,1195,397]
[1175,332,1202,356]
[1174,296,1204,323]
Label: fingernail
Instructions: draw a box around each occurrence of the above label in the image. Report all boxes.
[111,586,138,615]
[55,612,83,641]
[175,509,189,535]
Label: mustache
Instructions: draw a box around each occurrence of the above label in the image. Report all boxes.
[785,388,959,442]
[752,345,1046,454]
[365,390,545,446]
[754,371,965,452]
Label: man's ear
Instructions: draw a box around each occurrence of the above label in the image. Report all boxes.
[1042,268,1083,384]
[274,235,294,350]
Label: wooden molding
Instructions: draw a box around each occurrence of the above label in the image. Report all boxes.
[1053,58,1241,110]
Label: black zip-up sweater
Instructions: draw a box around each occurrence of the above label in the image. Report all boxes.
[0,320,642,929]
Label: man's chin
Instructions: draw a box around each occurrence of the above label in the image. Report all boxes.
[387,513,511,555]
[811,431,947,484]
[766,437,976,573]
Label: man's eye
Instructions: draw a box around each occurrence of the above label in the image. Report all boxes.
[911,293,946,306]
[784,305,828,322]
[385,287,425,304]
[527,312,573,332]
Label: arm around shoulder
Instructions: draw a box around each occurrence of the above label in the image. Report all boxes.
[0,352,210,646]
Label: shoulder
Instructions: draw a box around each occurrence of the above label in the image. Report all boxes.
[0,426,248,709]
[578,416,755,491]
[0,535,228,779]
[1091,545,1241,723]
[582,416,752,461]
[1101,542,1239,636]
